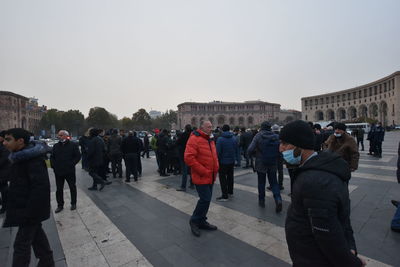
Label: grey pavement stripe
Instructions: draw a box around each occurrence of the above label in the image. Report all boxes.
[124,175,389,267]
[359,151,398,156]
[359,156,393,163]
[52,189,152,267]
[358,164,398,171]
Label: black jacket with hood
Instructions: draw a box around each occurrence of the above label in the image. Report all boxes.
[285,151,362,267]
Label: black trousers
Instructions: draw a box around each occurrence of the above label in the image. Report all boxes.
[141,146,150,158]
[159,152,168,175]
[219,164,234,198]
[125,153,138,180]
[137,155,142,175]
[0,183,8,211]
[88,166,105,187]
[357,138,364,151]
[55,173,77,207]
[110,154,123,178]
[375,141,383,156]
[12,223,54,267]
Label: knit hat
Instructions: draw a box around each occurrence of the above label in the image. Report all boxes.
[261,121,271,131]
[279,120,315,149]
[222,124,230,132]
[334,122,347,131]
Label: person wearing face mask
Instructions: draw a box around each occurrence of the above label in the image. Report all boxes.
[280,120,365,267]
[324,123,359,172]
[50,130,81,213]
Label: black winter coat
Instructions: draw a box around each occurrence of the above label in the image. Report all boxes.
[121,136,141,154]
[286,151,362,267]
[397,141,400,183]
[3,144,51,227]
[50,140,81,176]
[176,131,191,158]
[87,136,105,168]
[156,133,169,154]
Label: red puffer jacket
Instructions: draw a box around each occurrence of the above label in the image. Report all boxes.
[184,130,219,185]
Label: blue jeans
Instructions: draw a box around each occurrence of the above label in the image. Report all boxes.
[191,184,213,225]
[257,167,281,201]
[392,205,400,230]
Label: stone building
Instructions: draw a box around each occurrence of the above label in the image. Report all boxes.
[301,71,400,126]
[177,100,300,129]
[0,91,47,133]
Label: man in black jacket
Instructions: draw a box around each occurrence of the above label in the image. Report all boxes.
[121,131,141,182]
[279,120,365,267]
[176,124,193,191]
[50,130,81,213]
[3,128,55,267]
[87,128,107,191]
[157,129,170,177]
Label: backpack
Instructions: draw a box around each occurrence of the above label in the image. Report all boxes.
[260,133,280,165]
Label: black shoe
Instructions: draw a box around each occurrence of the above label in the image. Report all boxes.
[280,185,284,191]
[88,186,97,191]
[160,174,170,177]
[275,199,283,213]
[134,178,138,182]
[266,186,272,191]
[189,185,195,189]
[0,208,5,214]
[55,207,63,213]
[190,221,201,237]
[216,196,228,202]
[99,182,106,191]
[199,221,217,231]
[258,200,265,208]
[391,200,399,207]
[70,205,76,211]
[125,179,131,183]
[177,188,186,192]
[105,181,112,185]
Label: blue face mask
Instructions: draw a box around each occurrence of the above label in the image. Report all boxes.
[334,133,342,138]
[282,149,301,165]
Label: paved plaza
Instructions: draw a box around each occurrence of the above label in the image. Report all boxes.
[1,132,399,267]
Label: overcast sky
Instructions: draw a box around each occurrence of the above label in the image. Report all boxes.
[1,0,399,118]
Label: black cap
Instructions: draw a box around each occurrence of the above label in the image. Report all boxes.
[334,122,347,131]
[279,120,315,149]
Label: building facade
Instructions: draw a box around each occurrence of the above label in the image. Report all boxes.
[0,91,47,133]
[177,100,300,129]
[301,71,400,126]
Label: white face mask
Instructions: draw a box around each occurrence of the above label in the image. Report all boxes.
[334,133,342,138]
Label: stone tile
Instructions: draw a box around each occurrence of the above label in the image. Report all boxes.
[100,240,143,267]
[158,244,203,267]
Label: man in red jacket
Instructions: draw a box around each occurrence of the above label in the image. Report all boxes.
[185,120,219,237]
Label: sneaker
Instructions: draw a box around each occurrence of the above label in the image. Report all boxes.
[189,221,201,237]
[216,196,228,202]
[177,188,186,192]
[199,221,217,231]
[55,207,63,213]
[70,205,76,211]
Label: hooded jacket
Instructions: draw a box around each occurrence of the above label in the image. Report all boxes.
[216,131,238,165]
[3,142,51,227]
[184,130,219,185]
[247,130,279,172]
[286,151,362,267]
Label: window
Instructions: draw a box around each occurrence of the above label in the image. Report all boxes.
[374,86,377,95]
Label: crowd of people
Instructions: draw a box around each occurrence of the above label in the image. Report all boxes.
[0,118,399,267]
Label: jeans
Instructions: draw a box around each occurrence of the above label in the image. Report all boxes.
[179,158,193,188]
[12,223,54,267]
[257,167,281,202]
[392,205,400,230]
[191,184,213,225]
[219,164,234,198]
[55,173,77,207]
[125,153,138,180]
